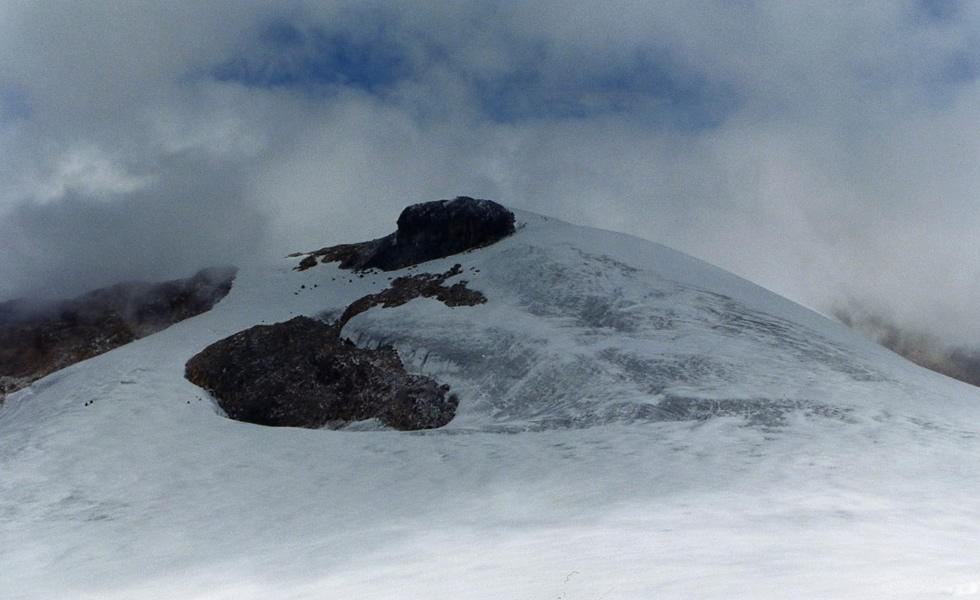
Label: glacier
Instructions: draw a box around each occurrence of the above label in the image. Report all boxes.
[1,210,979,599]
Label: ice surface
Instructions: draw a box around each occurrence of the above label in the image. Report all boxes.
[2,211,980,599]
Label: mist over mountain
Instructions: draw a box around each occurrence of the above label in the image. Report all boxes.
[835,304,980,388]
[0,266,236,399]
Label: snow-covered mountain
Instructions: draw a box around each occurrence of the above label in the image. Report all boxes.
[2,205,980,599]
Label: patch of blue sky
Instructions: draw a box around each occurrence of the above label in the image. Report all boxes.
[211,20,409,94]
[903,1,980,85]
[212,18,738,131]
[0,84,30,123]
[936,50,978,85]
[475,55,740,130]
[910,51,980,112]
[906,6,980,108]
[916,0,961,22]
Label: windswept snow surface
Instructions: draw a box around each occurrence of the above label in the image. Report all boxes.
[2,212,980,599]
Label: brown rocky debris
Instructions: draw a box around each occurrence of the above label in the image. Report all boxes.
[338,264,485,327]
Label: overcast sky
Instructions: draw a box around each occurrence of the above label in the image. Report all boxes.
[1,1,979,343]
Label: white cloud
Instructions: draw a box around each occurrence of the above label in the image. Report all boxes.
[2,1,980,346]
[32,147,154,203]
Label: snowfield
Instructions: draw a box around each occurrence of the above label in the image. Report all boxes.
[2,211,980,599]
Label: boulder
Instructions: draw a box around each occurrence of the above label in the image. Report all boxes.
[184,316,458,431]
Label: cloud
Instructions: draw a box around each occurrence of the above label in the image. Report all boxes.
[0,152,265,301]
[2,1,980,348]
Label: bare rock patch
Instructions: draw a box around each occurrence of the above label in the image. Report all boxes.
[184,316,459,431]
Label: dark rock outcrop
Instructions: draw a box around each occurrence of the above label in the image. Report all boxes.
[367,197,516,270]
[1,266,237,400]
[294,196,515,271]
[184,316,458,430]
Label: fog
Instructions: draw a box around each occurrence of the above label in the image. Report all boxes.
[2,1,980,346]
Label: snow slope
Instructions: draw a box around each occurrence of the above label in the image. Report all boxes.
[2,211,980,599]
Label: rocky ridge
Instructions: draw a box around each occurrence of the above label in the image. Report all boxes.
[185,197,515,431]
[1,266,237,403]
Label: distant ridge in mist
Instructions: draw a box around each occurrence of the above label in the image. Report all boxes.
[835,307,980,388]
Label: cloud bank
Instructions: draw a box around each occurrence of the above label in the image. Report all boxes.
[2,1,980,346]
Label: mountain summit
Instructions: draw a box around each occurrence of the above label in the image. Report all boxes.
[2,200,980,599]
[294,195,515,271]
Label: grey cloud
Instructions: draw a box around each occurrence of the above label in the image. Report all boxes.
[0,154,265,301]
[2,1,980,349]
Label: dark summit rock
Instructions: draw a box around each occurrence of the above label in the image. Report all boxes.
[295,196,515,272]
[184,316,458,430]
[366,197,516,270]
